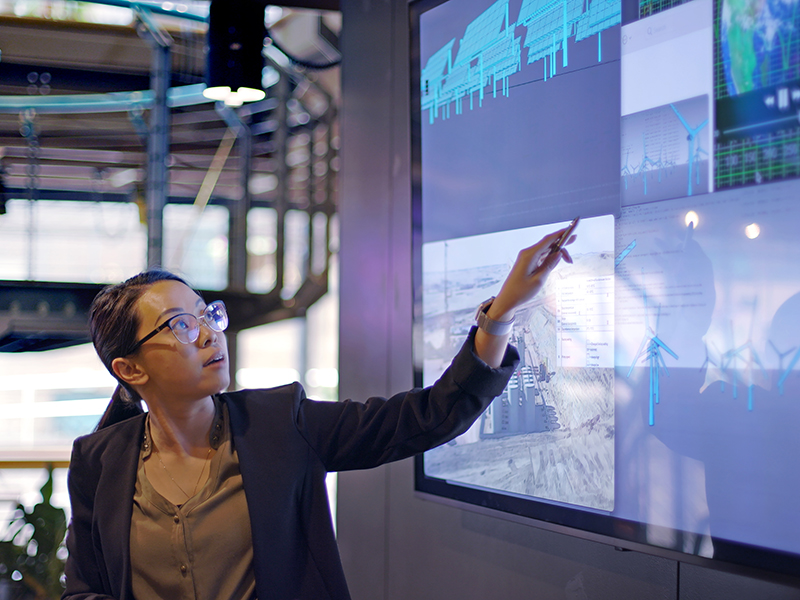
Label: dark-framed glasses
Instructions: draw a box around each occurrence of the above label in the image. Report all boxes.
[127,300,228,355]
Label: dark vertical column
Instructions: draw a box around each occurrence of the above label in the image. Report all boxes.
[229,122,252,291]
[147,43,170,269]
[337,0,395,597]
[226,329,238,391]
[274,71,289,296]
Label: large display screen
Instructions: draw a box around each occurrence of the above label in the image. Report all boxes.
[411,0,800,577]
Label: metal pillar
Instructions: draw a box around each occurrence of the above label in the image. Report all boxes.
[273,69,290,296]
[146,44,171,268]
[216,106,252,292]
[134,6,173,269]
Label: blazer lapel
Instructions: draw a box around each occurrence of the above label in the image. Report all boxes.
[93,415,144,600]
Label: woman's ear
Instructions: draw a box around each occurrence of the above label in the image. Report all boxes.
[111,357,148,387]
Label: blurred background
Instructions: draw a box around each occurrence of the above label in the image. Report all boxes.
[0,2,341,596]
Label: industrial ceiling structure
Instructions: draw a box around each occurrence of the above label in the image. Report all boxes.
[0,1,341,354]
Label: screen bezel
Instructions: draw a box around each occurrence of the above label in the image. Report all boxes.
[408,0,800,582]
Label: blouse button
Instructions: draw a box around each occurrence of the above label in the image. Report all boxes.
[180,564,187,574]
[173,515,180,524]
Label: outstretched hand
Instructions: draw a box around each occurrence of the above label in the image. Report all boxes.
[489,228,574,320]
[474,226,576,368]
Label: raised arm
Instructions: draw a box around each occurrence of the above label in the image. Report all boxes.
[474,227,575,368]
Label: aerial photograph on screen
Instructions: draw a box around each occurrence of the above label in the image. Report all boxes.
[421,216,616,511]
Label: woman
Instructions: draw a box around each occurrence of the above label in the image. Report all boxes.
[62,228,573,600]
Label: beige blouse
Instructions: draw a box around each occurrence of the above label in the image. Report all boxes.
[130,402,256,600]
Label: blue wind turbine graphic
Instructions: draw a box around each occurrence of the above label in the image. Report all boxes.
[638,132,665,196]
[719,299,767,410]
[700,339,720,373]
[777,346,800,396]
[769,340,796,373]
[721,339,764,410]
[669,103,708,197]
[627,278,679,426]
[621,131,674,196]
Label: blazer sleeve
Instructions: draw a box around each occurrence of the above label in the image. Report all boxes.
[61,439,117,600]
[295,327,519,472]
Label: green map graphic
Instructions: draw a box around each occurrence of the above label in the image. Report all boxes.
[714,0,800,188]
[719,0,800,97]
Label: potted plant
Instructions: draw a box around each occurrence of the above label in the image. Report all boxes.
[0,466,67,600]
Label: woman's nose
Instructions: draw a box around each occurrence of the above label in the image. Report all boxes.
[199,321,218,346]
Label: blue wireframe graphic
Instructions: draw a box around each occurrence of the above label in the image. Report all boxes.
[669,103,709,197]
[421,0,621,123]
[627,273,679,426]
[421,0,520,123]
[421,40,456,123]
[574,0,621,62]
[518,0,585,77]
[447,0,519,112]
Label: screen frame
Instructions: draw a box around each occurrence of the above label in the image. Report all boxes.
[408,0,800,582]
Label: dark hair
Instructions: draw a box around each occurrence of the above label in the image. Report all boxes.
[91,269,194,430]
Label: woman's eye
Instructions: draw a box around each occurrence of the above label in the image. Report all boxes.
[172,317,192,331]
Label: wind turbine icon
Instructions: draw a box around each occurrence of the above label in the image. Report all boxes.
[700,339,720,373]
[767,340,800,396]
[670,103,708,197]
[621,147,634,190]
[627,275,679,426]
[719,300,767,410]
[777,346,800,396]
[637,131,670,196]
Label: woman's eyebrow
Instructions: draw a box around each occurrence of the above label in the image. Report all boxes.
[153,297,205,325]
[154,307,185,326]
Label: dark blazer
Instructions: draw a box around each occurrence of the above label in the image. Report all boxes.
[62,329,518,600]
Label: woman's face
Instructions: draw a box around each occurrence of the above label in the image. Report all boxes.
[130,279,230,403]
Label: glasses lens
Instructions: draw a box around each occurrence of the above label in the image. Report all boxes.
[205,301,228,332]
[169,314,200,344]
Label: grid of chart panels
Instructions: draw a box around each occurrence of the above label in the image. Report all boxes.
[715,130,800,188]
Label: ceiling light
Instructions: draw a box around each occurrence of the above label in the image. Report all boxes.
[204,0,267,106]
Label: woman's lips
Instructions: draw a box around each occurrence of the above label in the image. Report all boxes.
[204,353,225,367]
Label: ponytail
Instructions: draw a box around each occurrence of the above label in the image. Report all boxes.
[95,384,144,431]
[89,269,192,431]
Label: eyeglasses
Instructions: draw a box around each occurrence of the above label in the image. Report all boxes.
[127,300,228,355]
